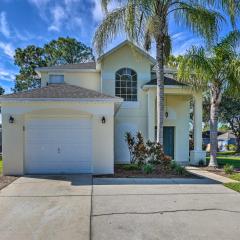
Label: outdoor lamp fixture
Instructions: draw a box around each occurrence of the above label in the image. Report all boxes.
[165,111,169,118]
[165,96,169,119]
[9,115,14,124]
[101,116,106,124]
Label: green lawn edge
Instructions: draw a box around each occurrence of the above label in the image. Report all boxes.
[224,182,240,193]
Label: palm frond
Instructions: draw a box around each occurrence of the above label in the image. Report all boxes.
[93,6,127,55]
[173,2,224,45]
[177,46,213,90]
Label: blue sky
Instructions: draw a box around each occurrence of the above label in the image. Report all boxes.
[0,0,234,93]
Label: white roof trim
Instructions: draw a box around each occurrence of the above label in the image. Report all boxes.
[142,85,187,90]
[97,40,156,64]
[0,98,123,103]
[36,68,99,74]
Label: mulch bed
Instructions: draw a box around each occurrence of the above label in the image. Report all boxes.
[95,165,199,178]
[0,175,18,191]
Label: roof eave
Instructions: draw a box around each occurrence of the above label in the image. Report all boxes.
[0,97,123,103]
[35,68,99,74]
[142,85,187,90]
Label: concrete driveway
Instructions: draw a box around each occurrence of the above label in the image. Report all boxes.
[0,175,92,240]
[92,178,240,240]
[1,176,240,240]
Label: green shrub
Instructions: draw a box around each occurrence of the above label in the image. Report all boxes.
[198,159,205,167]
[125,132,170,168]
[224,164,234,174]
[171,161,187,175]
[122,164,140,171]
[227,144,237,152]
[142,164,154,174]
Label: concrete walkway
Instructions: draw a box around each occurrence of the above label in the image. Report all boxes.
[186,166,239,183]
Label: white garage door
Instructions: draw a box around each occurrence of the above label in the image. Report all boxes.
[25,117,92,174]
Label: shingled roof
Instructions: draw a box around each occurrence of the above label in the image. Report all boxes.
[145,76,186,86]
[1,84,121,101]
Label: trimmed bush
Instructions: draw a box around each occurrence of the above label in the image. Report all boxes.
[171,161,187,175]
[122,164,140,171]
[224,164,234,174]
[142,164,154,174]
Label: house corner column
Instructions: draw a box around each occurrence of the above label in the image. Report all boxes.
[190,92,206,165]
[148,88,155,141]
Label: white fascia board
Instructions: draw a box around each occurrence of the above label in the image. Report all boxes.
[142,85,186,90]
[36,68,99,74]
[0,98,123,103]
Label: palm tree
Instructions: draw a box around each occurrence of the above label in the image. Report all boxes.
[93,0,222,145]
[177,31,240,167]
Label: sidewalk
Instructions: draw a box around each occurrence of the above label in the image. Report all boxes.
[186,166,239,184]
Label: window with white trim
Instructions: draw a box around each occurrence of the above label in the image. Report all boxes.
[49,74,64,84]
[115,68,137,101]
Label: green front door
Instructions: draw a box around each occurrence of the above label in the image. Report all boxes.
[163,127,174,159]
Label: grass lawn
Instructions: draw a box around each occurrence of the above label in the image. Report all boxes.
[206,151,240,168]
[224,182,240,193]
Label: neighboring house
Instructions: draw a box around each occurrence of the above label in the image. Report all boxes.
[218,132,237,151]
[0,41,205,175]
[202,130,223,145]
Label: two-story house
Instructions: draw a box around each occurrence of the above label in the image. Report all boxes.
[1,41,205,175]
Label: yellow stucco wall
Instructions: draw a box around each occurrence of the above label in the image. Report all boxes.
[41,72,101,92]
[2,101,115,175]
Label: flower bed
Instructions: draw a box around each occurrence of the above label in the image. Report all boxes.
[95,164,198,178]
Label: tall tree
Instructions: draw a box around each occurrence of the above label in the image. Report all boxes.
[178,31,240,167]
[44,37,95,65]
[93,0,221,144]
[14,45,46,92]
[219,95,240,152]
[13,37,95,92]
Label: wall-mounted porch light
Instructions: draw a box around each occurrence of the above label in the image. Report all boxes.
[9,115,15,124]
[101,116,106,124]
[165,96,169,119]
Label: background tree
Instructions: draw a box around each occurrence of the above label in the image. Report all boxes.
[44,37,95,66]
[14,45,46,92]
[0,86,5,95]
[178,31,240,167]
[219,95,240,152]
[94,0,221,145]
[13,37,95,92]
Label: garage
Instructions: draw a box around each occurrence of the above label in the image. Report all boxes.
[25,116,92,174]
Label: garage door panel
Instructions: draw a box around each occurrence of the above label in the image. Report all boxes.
[25,117,92,174]
[27,129,92,145]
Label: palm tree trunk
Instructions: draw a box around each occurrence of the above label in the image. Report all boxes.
[209,87,221,167]
[156,40,165,145]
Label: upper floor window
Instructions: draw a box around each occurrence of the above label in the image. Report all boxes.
[115,68,137,101]
[49,74,64,84]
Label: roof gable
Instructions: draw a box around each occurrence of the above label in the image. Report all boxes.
[97,40,156,64]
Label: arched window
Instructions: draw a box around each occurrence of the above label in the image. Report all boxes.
[115,68,137,101]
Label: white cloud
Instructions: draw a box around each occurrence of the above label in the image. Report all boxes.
[91,0,120,22]
[0,12,10,38]
[92,0,104,22]
[171,32,186,41]
[28,0,50,9]
[172,37,201,55]
[48,5,67,32]
[0,41,15,59]
[0,68,15,82]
